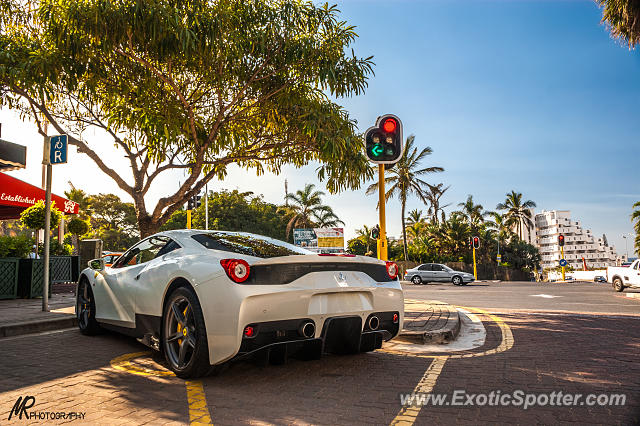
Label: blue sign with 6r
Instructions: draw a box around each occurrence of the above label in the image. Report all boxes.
[49,135,68,164]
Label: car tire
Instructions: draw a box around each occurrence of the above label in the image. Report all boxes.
[77,277,101,335]
[452,276,462,286]
[162,286,212,379]
[411,276,423,285]
[613,278,624,292]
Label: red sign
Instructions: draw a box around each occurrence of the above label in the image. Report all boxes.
[0,172,79,215]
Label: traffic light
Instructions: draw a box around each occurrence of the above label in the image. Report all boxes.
[558,234,565,247]
[370,225,380,240]
[194,195,202,209]
[364,114,404,164]
[472,236,480,249]
[187,197,194,210]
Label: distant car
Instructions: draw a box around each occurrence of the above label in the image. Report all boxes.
[101,252,123,267]
[404,263,475,286]
[593,276,606,283]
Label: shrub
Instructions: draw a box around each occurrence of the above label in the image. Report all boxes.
[20,201,62,230]
[0,235,35,258]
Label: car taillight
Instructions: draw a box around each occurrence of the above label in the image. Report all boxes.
[393,313,399,323]
[243,325,256,338]
[386,261,399,279]
[220,259,250,283]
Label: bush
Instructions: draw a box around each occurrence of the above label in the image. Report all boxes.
[67,217,90,235]
[0,234,35,258]
[37,238,73,256]
[20,200,62,230]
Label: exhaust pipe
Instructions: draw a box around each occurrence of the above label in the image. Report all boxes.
[300,321,315,338]
[368,316,380,331]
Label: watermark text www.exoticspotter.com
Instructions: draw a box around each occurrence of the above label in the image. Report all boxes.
[399,390,626,410]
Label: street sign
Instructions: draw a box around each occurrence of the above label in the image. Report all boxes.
[49,135,68,165]
[496,254,502,262]
[559,259,568,267]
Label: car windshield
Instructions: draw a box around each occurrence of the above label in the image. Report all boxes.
[192,232,313,258]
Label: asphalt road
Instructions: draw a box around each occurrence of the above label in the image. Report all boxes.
[402,280,640,316]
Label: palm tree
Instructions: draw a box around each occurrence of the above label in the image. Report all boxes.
[366,135,444,261]
[485,211,515,242]
[453,195,485,231]
[313,205,344,228]
[356,225,375,255]
[424,183,450,225]
[632,201,640,255]
[496,190,537,241]
[406,209,426,227]
[284,184,337,237]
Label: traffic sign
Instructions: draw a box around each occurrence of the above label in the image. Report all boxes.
[559,259,567,267]
[496,254,502,262]
[49,135,68,165]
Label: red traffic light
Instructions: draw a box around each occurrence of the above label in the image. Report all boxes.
[383,118,397,133]
[558,235,565,247]
[472,236,480,249]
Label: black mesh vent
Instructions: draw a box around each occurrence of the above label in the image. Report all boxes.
[245,262,396,284]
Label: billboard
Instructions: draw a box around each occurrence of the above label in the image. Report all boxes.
[293,228,344,253]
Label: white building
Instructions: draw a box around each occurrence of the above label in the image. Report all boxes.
[534,210,626,270]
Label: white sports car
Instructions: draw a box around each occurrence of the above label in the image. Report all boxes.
[76,230,404,378]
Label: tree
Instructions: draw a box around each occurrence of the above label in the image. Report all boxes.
[313,206,344,228]
[597,0,640,47]
[20,201,62,231]
[88,194,139,250]
[0,0,375,237]
[284,184,339,237]
[632,201,640,255]
[424,183,450,225]
[67,217,90,255]
[485,211,515,244]
[496,191,537,241]
[366,135,443,261]
[453,195,486,231]
[64,185,92,219]
[355,225,376,255]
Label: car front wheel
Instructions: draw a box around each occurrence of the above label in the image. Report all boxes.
[411,275,423,285]
[613,278,624,292]
[452,276,462,286]
[162,287,212,378]
[77,277,101,335]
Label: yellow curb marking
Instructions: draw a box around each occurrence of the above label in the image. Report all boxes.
[110,351,213,425]
[387,306,514,425]
[390,356,448,426]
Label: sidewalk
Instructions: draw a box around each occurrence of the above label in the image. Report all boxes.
[0,292,461,344]
[0,292,76,338]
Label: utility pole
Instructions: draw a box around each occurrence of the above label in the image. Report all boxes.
[284,179,288,206]
[205,184,209,230]
[377,164,388,260]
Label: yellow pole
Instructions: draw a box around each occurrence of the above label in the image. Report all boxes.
[377,164,388,261]
[561,246,565,281]
[187,210,192,229]
[473,247,477,280]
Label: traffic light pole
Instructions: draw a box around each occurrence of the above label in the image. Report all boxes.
[561,246,565,281]
[377,164,388,261]
[187,210,192,229]
[472,247,477,280]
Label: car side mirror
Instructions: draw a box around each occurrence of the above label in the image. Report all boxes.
[89,258,105,271]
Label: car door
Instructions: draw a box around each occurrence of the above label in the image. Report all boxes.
[431,264,449,282]
[93,236,171,327]
[418,264,433,281]
[633,262,640,286]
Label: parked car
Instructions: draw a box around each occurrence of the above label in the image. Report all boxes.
[607,259,640,292]
[77,230,404,378]
[403,263,475,286]
[593,276,607,283]
[101,252,123,267]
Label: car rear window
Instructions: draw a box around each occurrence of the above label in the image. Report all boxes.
[192,232,312,258]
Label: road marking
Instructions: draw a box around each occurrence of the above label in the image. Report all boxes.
[110,351,213,425]
[385,307,514,425]
[390,356,448,426]
[530,294,563,298]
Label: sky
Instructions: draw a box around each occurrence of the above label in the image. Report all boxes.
[1,0,639,255]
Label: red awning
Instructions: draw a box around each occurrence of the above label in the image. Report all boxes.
[0,172,79,220]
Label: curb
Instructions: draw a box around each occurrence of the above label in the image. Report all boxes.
[398,301,461,345]
[0,316,77,338]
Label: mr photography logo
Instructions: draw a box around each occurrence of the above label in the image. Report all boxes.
[8,395,86,421]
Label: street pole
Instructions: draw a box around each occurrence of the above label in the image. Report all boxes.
[42,137,52,312]
[623,235,628,259]
[205,184,209,230]
[377,164,388,261]
[561,246,565,281]
[187,210,192,230]
[473,247,477,280]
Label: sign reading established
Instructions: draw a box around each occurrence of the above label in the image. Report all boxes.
[293,228,344,253]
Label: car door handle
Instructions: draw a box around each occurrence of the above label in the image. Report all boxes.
[135,273,142,280]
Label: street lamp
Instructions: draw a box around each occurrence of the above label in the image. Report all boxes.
[622,234,633,260]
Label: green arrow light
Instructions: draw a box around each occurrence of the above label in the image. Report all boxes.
[371,143,384,157]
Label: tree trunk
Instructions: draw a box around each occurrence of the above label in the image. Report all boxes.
[401,200,409,261]
[138,215,159,239]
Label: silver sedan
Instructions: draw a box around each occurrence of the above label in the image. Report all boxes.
[403,263,475,286]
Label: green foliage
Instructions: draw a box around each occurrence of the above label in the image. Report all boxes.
[284,184,341,238]
[87,194,139,251]
[597,0,640,47]
[67,217,90,236]
[632,201,640,255]
[0,234,34,258]
[496,191,536,240]
[1,0,375,235]
[346,237,370,256]
[37,237,73,256]
[19,201,62,230]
